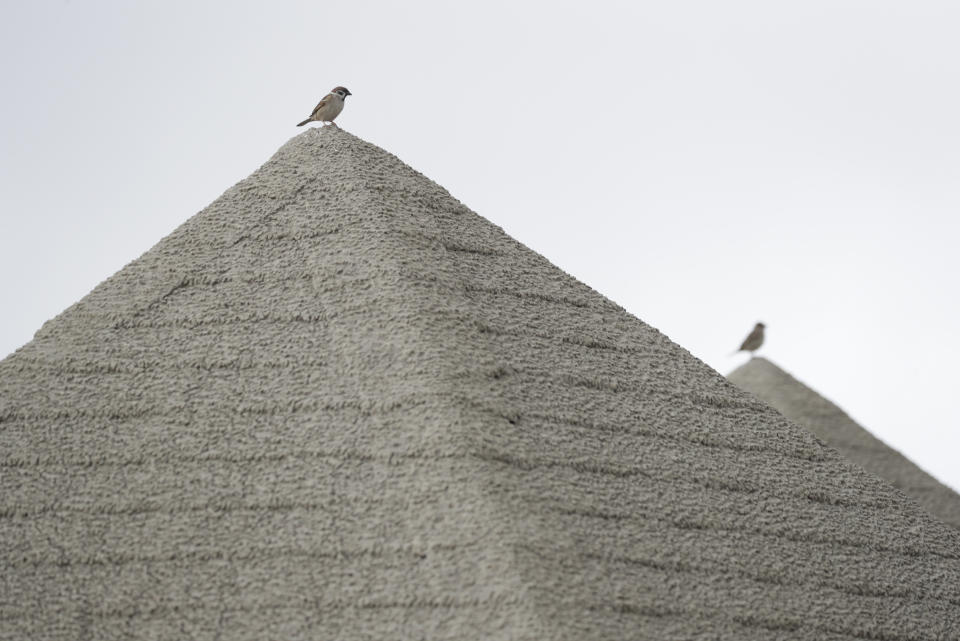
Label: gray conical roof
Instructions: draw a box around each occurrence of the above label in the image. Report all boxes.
[729,356,960,530]
[3,128,959,640]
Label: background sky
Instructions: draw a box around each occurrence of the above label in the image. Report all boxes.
[2,1,958,493]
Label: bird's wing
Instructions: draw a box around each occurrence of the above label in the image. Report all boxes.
[309,96,330,117]
[738,328,761,351]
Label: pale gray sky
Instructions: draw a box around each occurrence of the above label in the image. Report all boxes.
[2,1,958,492]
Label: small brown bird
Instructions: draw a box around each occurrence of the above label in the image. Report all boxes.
[735,322,765,356]
[296,86,351,127]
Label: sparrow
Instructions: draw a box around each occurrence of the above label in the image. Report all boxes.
[296,86,352,127]
[734,322,765,356]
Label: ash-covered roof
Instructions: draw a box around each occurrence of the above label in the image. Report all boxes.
[2,127,959,640]
[729,356,960,530]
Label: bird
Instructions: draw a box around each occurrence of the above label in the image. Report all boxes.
[734,322,765,357]
[296,86,352,127]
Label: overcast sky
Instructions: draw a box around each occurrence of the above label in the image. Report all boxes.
[2,1,958,493]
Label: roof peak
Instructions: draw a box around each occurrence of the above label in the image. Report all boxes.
[729,356,960,529]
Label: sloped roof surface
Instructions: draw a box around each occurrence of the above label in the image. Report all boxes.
[729,356,960,530]
[2,127,960,640]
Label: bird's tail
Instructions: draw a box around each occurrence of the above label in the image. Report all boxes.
[296,118,311,127]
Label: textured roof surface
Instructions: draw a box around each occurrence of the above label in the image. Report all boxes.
[2,127,960,640]
[729,357,960,530]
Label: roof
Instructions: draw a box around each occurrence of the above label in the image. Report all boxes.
[2,127,959,640]
[729,356,960,530]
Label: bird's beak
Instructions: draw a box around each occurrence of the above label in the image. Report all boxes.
[345,90,352,96]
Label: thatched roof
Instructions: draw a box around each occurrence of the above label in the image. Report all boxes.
[3,127,959,640]
[729,356,960,530]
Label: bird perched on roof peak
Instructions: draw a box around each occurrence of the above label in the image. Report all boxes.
[297,86,351,127]
[734,322,765,357]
